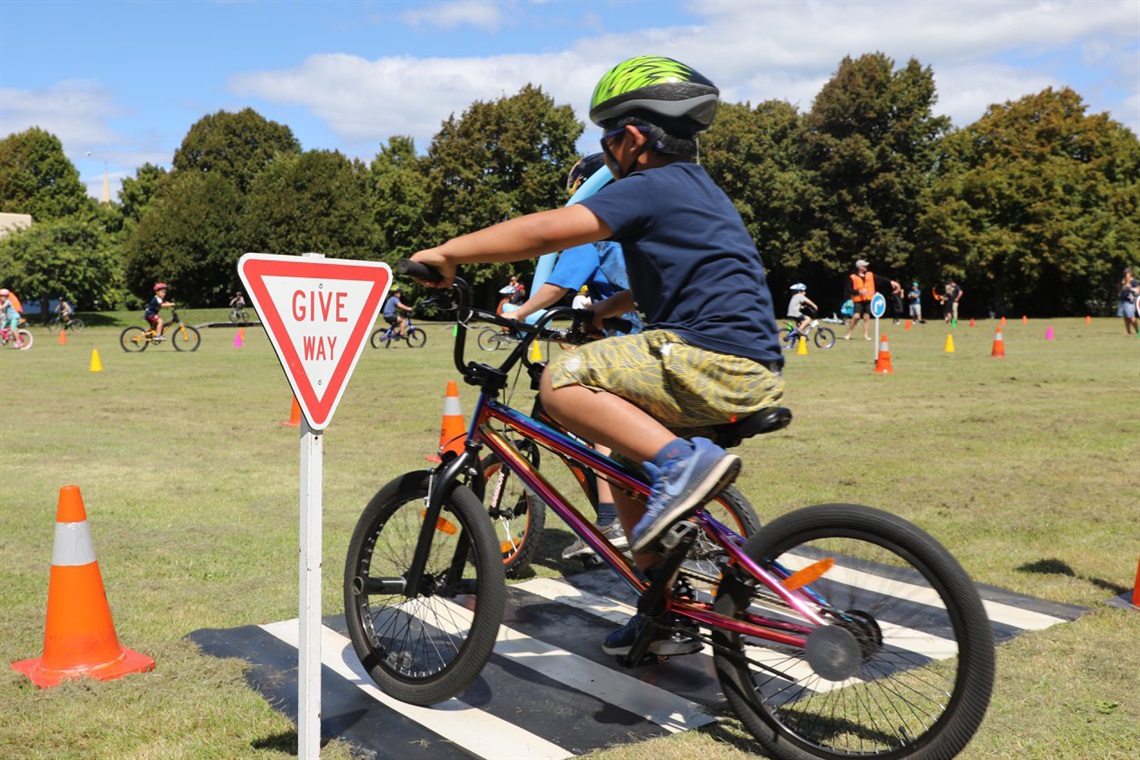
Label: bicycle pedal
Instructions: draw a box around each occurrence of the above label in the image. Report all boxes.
[659,520,698,552]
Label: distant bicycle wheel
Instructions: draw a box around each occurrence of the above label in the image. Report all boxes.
[120,326,148,352]
[477,328,503,351]
[779,326,798,351]
[370,328,390,349]
[171,324,201,352]
[406,328,427,348]
[813,326,836,349]
[68,317,85,333]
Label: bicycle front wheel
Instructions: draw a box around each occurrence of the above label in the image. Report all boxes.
[120,326,148,352]
[481,441,545,579]
[171,324,201,351]
[14,329,33,350]
[813,327,835,349]
[344,471,506,706]
[712,503,994,760]
[406,328,427,348]
[477,327,503,351]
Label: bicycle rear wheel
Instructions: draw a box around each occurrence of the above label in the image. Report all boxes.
[406,328,427,348]
[344,471,506,706]
[779,326,798,351]
[481,441,545,579]
[813,327,835,349]
[171,324,201,351]
[120,326,148,352]
[369,328,388,349]
[477,327,503,351]
[712,503,994,760]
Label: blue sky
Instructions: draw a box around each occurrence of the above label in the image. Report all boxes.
[2,0,1137,200]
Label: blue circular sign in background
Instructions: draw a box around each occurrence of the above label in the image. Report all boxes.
[870,292,886,318]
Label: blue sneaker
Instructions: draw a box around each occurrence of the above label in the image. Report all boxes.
[601,613,702,657]
[630,437,740,553]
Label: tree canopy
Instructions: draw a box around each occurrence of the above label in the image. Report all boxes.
[0,127,90,221]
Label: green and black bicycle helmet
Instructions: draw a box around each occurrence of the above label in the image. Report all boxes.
[589,55,720,133]
[567,153,607,194]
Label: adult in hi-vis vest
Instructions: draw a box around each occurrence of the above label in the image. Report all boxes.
[843,259,900,341]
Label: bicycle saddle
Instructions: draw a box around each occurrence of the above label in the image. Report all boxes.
[712,406,792,449]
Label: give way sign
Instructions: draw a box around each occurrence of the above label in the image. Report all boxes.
[238,253,392,430]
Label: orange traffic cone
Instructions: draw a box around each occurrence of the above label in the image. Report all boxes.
[904,319,912,330]
[12,486,155,688]
[1085,315,1092,324]
[991,328,1006,358]
[969,318,976,327]
[1022,315,1028,325]
[426,381,467,462]
[281,397,301,427]
[58,329,67,345]
[873,335,894,374]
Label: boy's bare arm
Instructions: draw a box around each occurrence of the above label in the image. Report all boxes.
[411,205,610,286]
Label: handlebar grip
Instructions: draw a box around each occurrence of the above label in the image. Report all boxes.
[396,258,443,284]
[602,317,634,334]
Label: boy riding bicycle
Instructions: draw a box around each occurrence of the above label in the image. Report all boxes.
[411,55,784,657]
[145,283,175,341]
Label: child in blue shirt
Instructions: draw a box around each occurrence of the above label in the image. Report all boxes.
[411,55,784,656]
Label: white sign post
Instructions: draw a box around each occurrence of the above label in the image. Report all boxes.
[238,252,391,759]
[870,292,887,355]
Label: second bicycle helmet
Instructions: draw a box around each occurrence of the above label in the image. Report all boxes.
[154,282,167,291]
[790,283,807,291]
[567,153,607,194]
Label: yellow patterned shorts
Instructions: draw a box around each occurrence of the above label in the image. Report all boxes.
[545,330,785,439]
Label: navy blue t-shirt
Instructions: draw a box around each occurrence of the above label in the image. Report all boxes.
[579,162,782,366]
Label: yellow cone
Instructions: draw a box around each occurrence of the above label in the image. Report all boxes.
[89,349,103,372]
[944,334,955,353]
[529,339,543,362]
[796,336,808,355]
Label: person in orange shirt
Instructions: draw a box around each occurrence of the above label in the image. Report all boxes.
[842,259,900,341]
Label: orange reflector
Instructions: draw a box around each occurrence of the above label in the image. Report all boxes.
[500,540,517,554]
[421,510,458,535]
[781,557,835,591]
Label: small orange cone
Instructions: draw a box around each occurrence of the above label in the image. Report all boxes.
[873,335,894,374]
[904,319,913,330]
[426,381,467,462]
[1022,315,1028,325]
[1001,316,1007,326]
[969,318,976,327]
[1085,315,1092,324]
[58,329,67,345]
[12,486,155,688]
[281,397,301,427]
[991,328,1006,358]
[89,349,103,372]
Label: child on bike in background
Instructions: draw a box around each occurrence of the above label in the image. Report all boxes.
[382,288,413,339]
[229,292,246,321]
[412,55,785,657]
[145,283,175,341]
[786,283,818,338]
[0,288,23,348]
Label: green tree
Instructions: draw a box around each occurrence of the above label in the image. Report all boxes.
[119,163,170,227]
[919,88,1140,316]
[121,171,244,307]
[0,127,90,221]
[702,100,815,290]
[242,149,378,265]
[0,212,124,314]
[802,54,951,282]
[423,85,582,299]
[172,108,301,193]
[369,136,429,262]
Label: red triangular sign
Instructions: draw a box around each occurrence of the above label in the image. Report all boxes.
[238,253,391,430]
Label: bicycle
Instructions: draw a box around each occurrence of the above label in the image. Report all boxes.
[46,313,85,334]
[343,260,995,760]
[119,308,201,352]
[0,324,33,350]
[370,316,427,348]
[780,316,836,350]
[229,307,250,323]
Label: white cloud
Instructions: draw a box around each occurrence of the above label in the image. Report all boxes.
[0,80,126,150]
[399,1,505,32]
[230,0,1138,152]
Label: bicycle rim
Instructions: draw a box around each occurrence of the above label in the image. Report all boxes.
[814,327,836,349]
[406,328,427,348]
[172,325,200,351]
[120,327,147,352]
[343,472,506,706]
[713,503,994,760]
[481,445,545,579]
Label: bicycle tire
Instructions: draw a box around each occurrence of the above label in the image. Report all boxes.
[13,328,33,350]
[46,318,60,334]
[369,328,388,349]
[779,326,798,351]
[68,318,85,333]
[171,324,201,352]
[120,326,148,352]
[712,503,994,760]
[481,441,545,579]
[344,471,506,706]
[406,328,427,348]
[813,327,836,349]
[477,327,503,351]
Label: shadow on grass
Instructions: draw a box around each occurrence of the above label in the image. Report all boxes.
[1017,558,1128,595]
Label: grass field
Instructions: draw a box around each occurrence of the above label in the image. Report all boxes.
[1,309,1138,759]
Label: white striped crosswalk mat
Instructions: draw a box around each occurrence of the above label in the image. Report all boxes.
[188,569,1086,759]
